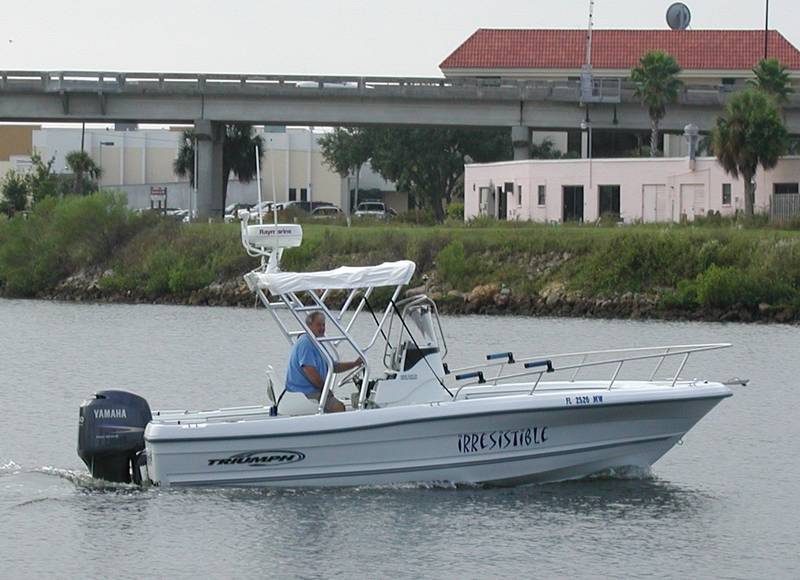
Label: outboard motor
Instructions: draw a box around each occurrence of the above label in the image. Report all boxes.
[78,390,152,484]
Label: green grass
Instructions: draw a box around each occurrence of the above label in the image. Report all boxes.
[2,195,799,313]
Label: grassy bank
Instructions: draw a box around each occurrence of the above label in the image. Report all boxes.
[1,192,799,321]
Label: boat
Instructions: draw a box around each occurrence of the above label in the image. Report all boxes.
[77,213,736,488]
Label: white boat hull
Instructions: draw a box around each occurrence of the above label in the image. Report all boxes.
[144,382,731,488]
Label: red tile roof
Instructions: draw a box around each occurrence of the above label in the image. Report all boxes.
[440,29,800,71]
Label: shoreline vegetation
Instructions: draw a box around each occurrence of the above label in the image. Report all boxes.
[1,192,799,324]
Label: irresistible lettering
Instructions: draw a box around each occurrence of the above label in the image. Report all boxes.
[457,427,548,454]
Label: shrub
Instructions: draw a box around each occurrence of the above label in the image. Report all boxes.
[0,191,147,296]
[0,170,29,216]
[660,278,698,308]
[436,240,470,290]
[446,202,465,221]
[97,270,138,294]
[694,264,793,307]
[395,209,437,226]
[596,212,622,227]
[466,215,498,228]
[570,230,701,294]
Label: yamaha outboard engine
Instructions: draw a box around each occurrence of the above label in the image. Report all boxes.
[78,390,152,484]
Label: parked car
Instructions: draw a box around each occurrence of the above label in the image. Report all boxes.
[311,205,343,219]
[276,201,335,213]
[223,203,254,223]
[164,208,189,222]
[354,201,390,219]
[245,201,275,222]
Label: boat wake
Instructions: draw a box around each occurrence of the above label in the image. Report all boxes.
[584,465,655,481]
[36,466,149,492]
[0,459,22,475]
[4,456,654,495]
[2,464,148,494]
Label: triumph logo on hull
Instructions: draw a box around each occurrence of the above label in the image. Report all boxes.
[207,450,306,467]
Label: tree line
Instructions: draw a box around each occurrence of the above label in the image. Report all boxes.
[0,151,101,217]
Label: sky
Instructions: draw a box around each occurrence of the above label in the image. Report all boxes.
[1,1,796,77]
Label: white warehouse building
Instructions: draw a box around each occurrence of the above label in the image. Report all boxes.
[29,126,406,213]
[465,156,800,223]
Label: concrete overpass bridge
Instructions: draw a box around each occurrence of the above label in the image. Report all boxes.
[3,70,799,217]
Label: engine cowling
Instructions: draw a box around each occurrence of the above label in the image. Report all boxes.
[77,390,152,484]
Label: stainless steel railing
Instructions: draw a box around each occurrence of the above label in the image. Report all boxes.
[451,343,731,399]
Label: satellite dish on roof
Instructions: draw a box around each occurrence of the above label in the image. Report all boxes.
[666,3,691,30]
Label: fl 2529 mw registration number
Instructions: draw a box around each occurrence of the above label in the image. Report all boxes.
[564,395,604,406]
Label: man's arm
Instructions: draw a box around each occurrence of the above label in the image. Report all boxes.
[333,357,364,373]
[301,365,325,389]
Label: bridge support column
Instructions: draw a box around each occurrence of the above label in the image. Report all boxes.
[194,120,224,220]
[511,125,531,160]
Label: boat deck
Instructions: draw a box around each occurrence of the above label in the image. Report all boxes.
[149,379,707,426]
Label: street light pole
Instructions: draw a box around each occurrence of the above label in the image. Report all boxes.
[581,120,593,191]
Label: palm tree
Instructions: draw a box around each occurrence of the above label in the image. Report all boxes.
[173,124,264,216]
[65,150,102,195]
[630,51,683,157]
[748,58,794,105]
[710,89,789,216]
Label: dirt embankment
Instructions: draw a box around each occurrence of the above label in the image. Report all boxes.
[29,266,798,324]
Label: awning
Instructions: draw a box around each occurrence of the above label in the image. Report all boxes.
[245,260,416,295]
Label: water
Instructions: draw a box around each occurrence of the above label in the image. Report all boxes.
[1,299,798,579]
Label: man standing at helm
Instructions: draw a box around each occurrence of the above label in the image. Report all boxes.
[285,311,363,413]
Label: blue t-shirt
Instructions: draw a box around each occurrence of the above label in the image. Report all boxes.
[285,335,331,395]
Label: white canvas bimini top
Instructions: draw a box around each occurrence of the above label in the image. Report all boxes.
[245,260,416,294]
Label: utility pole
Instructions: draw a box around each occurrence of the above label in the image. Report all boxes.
[585,0,594,68]
[764,0,770,60]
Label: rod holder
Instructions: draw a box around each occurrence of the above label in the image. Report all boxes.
[455,371,486,384]
[524,360,554,373]
[486,352,515,364]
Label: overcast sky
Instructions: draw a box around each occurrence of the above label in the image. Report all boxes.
[1,1,796,77]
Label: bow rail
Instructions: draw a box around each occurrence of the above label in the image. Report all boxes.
[451,343,731,400]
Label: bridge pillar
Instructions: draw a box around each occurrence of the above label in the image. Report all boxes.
[194,120,224,220]
[511,125,531,160]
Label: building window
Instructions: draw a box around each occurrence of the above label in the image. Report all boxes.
[774,183,800,195]
[537,185,546,206]
[567,131,582,156]
[300,188,308,201]
[722,183,732,206]
[289,188,297,201]
[598,185,621,217]
[517,185,522,206]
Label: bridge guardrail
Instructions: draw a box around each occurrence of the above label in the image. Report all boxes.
[2,70,797,108]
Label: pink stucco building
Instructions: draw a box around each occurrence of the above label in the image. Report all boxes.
[464,156,800,223]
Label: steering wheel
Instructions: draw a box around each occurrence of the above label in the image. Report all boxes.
[338,365,364,388]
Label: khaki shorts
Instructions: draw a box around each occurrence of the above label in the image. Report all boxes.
[304,391,344,411]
